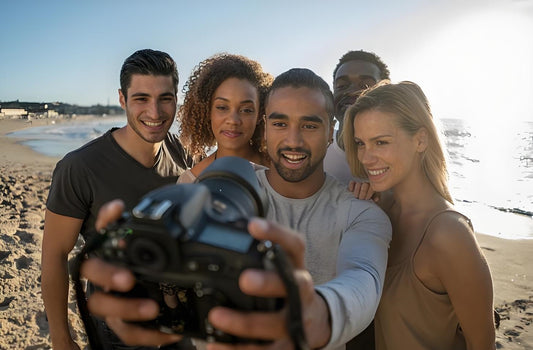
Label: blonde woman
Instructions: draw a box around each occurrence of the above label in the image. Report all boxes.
[343,81,495,350]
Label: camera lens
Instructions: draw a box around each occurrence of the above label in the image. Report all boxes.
[128,238,168,271]
[197,156,267,218]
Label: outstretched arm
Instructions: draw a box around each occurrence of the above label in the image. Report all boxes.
[316,203,392,347]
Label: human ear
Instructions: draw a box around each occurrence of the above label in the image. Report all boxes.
[415,127,429,152]
[118,89,126,109]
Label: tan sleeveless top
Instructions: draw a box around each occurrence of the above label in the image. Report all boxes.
[374,210,468,350]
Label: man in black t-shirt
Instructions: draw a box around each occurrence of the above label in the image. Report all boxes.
[41,49,191,350]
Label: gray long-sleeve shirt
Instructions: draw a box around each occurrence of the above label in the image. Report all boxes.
[256,169,392,350]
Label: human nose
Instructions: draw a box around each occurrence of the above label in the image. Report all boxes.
[226,109,242,125]
[359,146,377,166]
[145,100,160,119]
[284,125,303,148]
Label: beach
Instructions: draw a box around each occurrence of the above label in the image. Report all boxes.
[0,117,531,349]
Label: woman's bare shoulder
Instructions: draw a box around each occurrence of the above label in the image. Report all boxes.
[191,155,215,176]
[425,209,478,255]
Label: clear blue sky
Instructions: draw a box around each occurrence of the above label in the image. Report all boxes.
[1,0,532,121]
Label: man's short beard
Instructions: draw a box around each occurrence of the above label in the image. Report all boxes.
[271,157,320,183]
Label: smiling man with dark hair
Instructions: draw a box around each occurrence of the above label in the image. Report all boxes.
[41,49,190,350]
[325,50,390,186]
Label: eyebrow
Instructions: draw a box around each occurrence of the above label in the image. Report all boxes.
[160,92,176,97]
[355,134,393,141]
[267,113,324,124]
[213,97,255,104]
[301,115,324,124]
[130,92,175,98]
[130,92,150,98]
[267,112,288,120]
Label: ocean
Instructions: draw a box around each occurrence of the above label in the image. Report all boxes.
[442,118,533,240]
[7,116,533,240]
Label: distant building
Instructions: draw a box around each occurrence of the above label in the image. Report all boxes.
[46,110,59,118]
[1,101,42,119]
[0,108,28,117]
[0,100,124,119]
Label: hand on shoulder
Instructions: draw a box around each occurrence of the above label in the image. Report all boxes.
[348,180,377,202]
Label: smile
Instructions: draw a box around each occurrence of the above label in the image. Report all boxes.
[143,120,164,127]
[282,152,307,164]
[367,168,388,176]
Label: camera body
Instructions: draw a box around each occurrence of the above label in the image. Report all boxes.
[92,157,280,342]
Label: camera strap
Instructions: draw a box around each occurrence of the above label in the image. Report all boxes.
[70,232,109,350]
[270,245,310,350]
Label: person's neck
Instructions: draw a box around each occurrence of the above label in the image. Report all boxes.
[216,145,260,164]
[112,126,163,168]
[265,166,326,199]
[389,169,445,217]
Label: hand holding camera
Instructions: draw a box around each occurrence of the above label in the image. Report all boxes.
[73,158,322,349]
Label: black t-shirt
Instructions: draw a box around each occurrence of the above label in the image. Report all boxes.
[46,128,190,240]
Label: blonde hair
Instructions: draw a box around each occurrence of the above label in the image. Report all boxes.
[342,80,453,203]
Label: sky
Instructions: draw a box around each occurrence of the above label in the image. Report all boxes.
[1,0,532,122]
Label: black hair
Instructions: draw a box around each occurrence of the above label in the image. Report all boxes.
[120,49,179,99]
[333,50,390,81]
[267,68,334,121]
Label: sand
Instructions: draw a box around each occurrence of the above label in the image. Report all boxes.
[0,117,531,349]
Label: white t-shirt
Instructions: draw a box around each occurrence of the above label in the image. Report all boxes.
[324,132,364,186]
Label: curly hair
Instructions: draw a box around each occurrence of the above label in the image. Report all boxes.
[178,53,273,162]
[333,50,390,81]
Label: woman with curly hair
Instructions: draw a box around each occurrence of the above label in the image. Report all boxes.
[177,53,273,183]
[343,81,495,349]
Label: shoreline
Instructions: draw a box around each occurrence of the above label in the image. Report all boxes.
[0,115,115,166]
[0,118,61,166]
[0,117,531,349]
[0,114,111,135]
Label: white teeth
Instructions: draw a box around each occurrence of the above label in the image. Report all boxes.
[368,168,387,176]
[144,121,163,127]
[283,154,306,162]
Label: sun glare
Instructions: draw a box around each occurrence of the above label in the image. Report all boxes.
[404,6,533,123]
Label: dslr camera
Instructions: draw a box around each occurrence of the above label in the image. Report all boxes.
[73,157,286,344]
